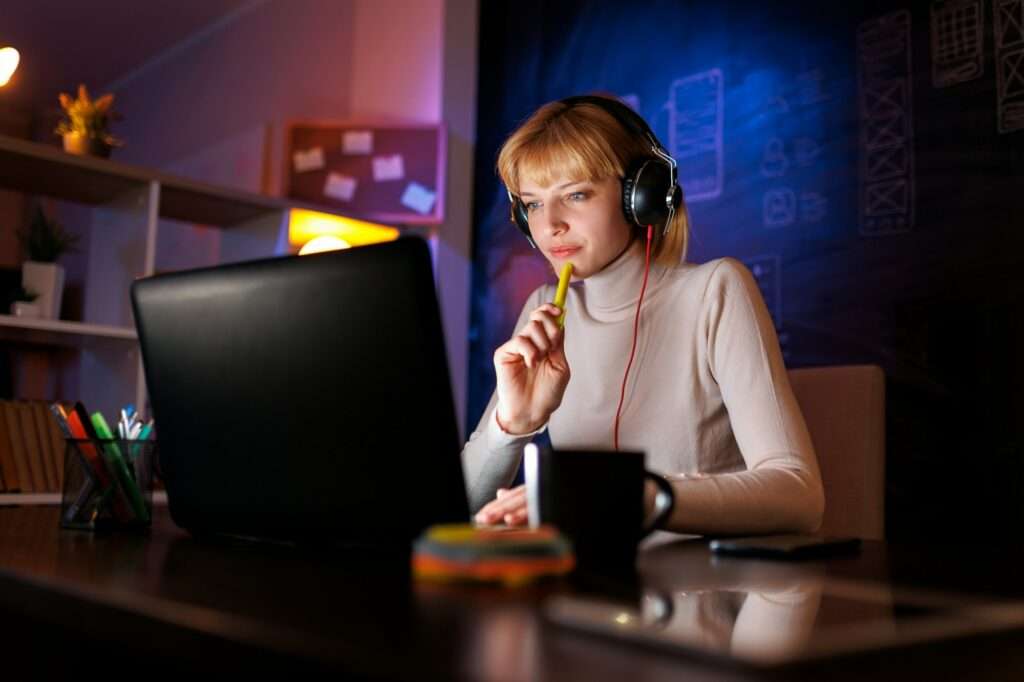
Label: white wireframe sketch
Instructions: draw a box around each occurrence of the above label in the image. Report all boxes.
[800,191,829,223]
[742,254,783,329]
[858,10,916,235]
[995,0,1024,133]
[668,68,724,201]
[764,188,797,228]
[761,137,790,178]
[794,137,822,167]
[931,0,986,87]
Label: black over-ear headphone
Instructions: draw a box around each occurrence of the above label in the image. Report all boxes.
[507,95,683,249]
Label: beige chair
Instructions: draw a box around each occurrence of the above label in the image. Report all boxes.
[787,365,886,540]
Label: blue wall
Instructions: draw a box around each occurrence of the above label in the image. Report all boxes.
[470,0,1024,538]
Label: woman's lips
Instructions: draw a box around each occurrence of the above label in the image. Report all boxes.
[549,246,581,259]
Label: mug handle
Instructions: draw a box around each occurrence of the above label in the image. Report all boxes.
[641,472,675,536]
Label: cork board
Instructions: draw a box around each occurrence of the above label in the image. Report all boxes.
[285,121,446,225]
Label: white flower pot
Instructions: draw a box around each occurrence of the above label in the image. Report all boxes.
[21,261,65,319]
[10,301,40,318]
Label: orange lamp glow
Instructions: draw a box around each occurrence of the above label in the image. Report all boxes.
[298,234,351,255]
[0,47,19,87]
[288,208,399,253]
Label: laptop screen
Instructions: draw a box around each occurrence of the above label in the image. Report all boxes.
[132,237,470,545]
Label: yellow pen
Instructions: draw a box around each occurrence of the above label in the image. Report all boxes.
[553,262,573,328]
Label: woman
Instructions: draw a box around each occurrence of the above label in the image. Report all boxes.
[462,95,824,536]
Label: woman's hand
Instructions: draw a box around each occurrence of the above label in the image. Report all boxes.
[475,485,528,526]
[493,304,570,434]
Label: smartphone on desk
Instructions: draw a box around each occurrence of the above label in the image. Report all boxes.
[709,535,861,560]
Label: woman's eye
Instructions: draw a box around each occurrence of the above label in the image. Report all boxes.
[525,201,541,212]
[568,191,588,202]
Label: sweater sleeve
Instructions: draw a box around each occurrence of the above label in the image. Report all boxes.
[669,258,824,535]
[461,287,548,513]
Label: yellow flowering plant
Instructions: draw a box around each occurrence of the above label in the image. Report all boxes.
[54,84,122,147]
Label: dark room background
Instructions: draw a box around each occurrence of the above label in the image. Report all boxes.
[468,0,1024,540]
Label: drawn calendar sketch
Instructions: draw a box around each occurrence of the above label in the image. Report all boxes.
[931,0,986,87]
[668,68,724,201]
[858,10,916,235]
[995,0,1024,132]
[743,254,783,328]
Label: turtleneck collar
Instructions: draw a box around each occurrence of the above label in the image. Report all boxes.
[580,237,670,321]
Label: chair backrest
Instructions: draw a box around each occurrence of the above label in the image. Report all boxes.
[787,365,886,540]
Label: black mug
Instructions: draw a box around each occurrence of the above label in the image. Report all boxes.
[524,444,674,571]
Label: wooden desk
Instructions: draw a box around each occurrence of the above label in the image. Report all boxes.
[1,505,1022,680]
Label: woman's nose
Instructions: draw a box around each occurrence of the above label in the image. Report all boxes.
[542,203,567,234]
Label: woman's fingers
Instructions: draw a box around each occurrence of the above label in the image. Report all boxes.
[475,485,527,524]
[520,320,553,354]
[497,335,541,369]
[515,307,564,364]
[528,306,563,338]
[494,305,564,371]
[502,507,529,526]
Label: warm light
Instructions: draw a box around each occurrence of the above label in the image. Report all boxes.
[298,234,351,255]
[0,48,19,87]
[288,208,399,251]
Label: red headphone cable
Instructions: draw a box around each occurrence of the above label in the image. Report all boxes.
[613,224,654,451]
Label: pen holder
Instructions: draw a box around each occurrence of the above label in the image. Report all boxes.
[59,438,157,531]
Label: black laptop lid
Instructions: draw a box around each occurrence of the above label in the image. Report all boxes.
[131,237,469,544]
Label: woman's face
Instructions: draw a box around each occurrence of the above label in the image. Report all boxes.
[519,174,633,279]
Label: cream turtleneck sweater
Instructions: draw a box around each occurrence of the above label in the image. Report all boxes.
[461,241,824,536]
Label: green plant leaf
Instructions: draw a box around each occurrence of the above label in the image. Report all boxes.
[16,206,81,263]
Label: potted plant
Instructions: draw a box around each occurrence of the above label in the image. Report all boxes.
[17,206,80,319]
[55,84,122,158]
[9,286,39,318]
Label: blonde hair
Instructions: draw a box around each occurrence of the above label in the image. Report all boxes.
[496,97,689,266]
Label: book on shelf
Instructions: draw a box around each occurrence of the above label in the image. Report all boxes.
[0,401,18,491]
[0,400,73,494]
[1,402,32,492]
[30,402,58,491]
[16,402,46,492]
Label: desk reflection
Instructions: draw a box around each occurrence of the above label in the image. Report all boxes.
[640,581,823,660]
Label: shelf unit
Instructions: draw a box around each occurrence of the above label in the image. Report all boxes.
[0,490,168,507]
[0,134,348,504]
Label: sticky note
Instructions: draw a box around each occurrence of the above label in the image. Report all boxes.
[292,147,325,173]
[400,182,437,215]
[342,131,373,154]
[324,173,357,202]
[372,154,405,182]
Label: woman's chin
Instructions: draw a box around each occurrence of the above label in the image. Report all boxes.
[548,259,591,279]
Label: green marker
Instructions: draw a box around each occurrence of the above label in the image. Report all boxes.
[91,412,149,523]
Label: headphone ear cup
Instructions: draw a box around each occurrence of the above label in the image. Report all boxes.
[628,159,674,228]
[621,169,640,227]
[510,196,537,248]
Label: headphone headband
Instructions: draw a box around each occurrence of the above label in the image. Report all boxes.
[558,95,667,158]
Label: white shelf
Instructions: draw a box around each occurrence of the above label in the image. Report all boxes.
[0,314,137,347]
[0,133,299,421]
[0,491,168,507]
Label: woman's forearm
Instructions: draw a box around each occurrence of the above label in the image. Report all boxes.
[659,464,824,536]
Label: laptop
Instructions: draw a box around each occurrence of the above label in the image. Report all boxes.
[131,237,470,546]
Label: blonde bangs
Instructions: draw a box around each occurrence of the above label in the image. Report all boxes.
[497,102,637,194]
